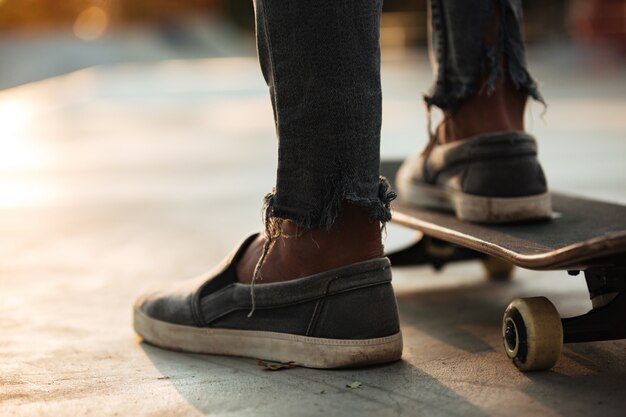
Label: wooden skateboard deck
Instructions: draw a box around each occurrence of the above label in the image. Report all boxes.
[381,160,626,270]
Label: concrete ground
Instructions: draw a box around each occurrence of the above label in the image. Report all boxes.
[1,47,626,416]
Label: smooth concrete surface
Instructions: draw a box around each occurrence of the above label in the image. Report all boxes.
[2,49,626,416]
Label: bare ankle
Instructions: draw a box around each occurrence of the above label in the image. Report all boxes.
[439,77,527,144]
[237,203,383,284]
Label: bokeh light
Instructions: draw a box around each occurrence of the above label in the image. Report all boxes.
[73,6,109,41]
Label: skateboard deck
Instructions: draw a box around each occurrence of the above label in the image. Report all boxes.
[381,160,626,270]
[381,160,626,371]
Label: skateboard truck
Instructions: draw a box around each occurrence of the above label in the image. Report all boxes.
[387,236,515,280]
[562,265,626,343]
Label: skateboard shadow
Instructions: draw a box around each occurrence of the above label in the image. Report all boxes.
[522,344,626,415]
[396,281,508,354]
[139,342,491,417]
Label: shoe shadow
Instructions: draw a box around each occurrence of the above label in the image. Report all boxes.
[139,342,490,417]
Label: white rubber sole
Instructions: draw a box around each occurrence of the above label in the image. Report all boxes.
[397,177,552,224]
[134,307,403,369]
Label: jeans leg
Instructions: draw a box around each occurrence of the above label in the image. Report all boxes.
[425,0,544,111]
[253,0,394,231]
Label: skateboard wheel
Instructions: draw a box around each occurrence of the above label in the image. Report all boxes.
[502,297,563,371]
[482,257,515,280]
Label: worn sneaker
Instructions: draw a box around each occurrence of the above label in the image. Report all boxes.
[396,131,551,223]
[133,234,403,368]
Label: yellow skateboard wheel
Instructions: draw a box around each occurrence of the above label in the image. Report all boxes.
[502,297,563,371]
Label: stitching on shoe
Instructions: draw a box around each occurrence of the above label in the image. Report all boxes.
[304,275,338,337]
[305,299,323,337]
[204,281,392,324]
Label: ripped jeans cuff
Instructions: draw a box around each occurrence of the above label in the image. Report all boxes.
[263,175,396,233]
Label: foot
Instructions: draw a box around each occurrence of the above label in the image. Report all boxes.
[133,233,402,368]
[396,79,551,223]
[437,75,527,144]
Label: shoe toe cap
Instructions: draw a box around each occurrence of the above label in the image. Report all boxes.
[134,288,197,326]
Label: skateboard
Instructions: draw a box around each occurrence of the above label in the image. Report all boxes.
[381,160,626,371]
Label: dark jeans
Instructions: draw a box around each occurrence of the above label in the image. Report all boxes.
[253,0,542,231]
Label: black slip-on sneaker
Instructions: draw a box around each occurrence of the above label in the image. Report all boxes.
[396,131,552,223]
[133,234,403,368]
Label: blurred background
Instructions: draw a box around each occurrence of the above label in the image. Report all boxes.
[0,0,625,210]
[1,0,625,89]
